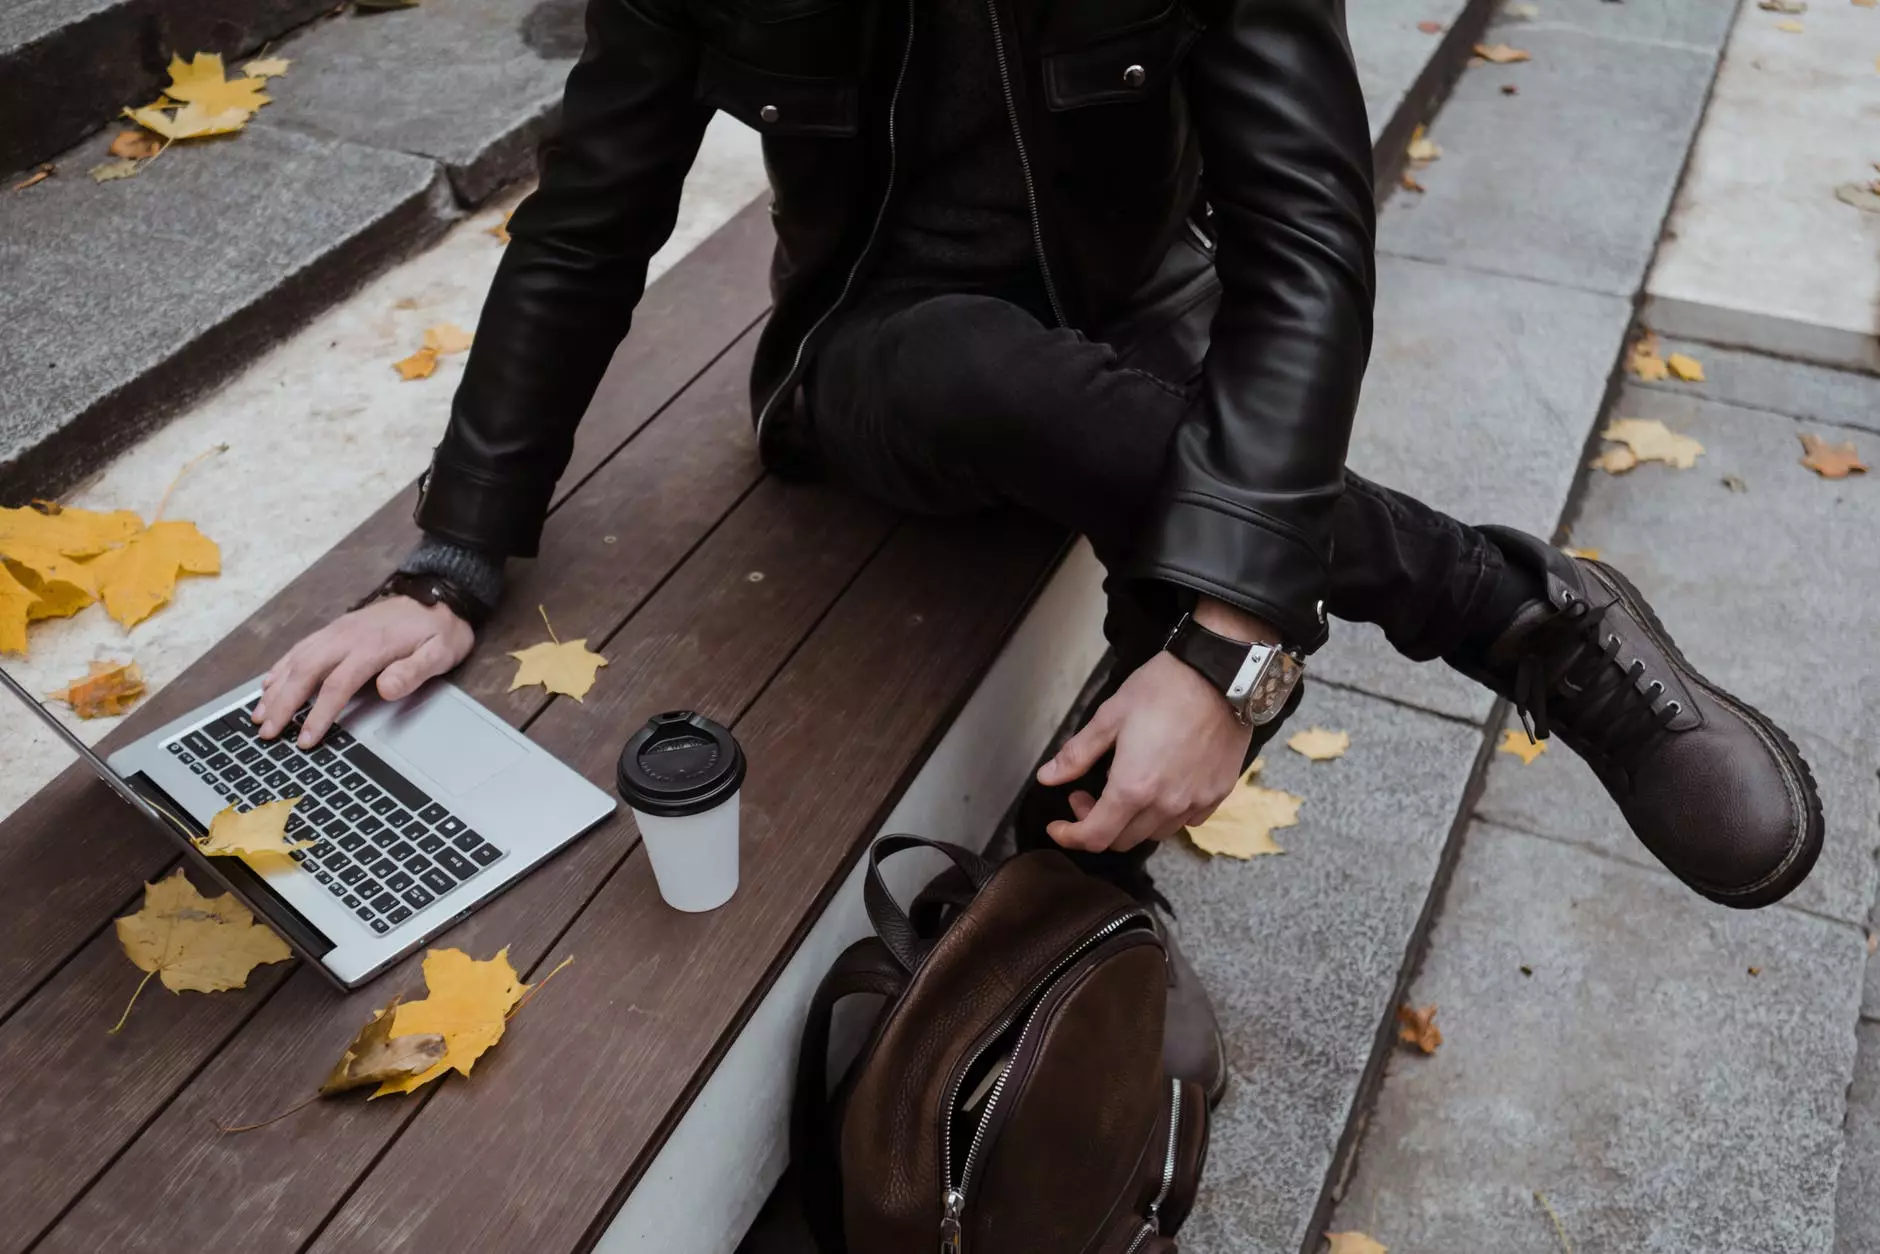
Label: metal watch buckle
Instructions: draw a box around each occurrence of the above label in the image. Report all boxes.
[1225,642,1305,727]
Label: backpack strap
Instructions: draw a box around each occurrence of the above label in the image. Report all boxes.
[792,936,910,1254]
[864,835,997,972]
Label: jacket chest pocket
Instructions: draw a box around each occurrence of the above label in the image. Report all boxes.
[697,46,859,136]
[1040,2,1202,112]
[692,0,866,137]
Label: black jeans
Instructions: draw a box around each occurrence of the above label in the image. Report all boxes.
[804,241,1517,880]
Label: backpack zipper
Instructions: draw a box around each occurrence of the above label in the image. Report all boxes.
[753,0,917,441]
[983,0,1069,328]
[1123,1078,1184,1254]
[937,908,1151,1253]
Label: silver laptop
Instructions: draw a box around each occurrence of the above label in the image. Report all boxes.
[2,666,615,989]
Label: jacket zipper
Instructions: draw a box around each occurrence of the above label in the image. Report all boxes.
[1123,1078,1184,1254]
[937,909,1151,1253]
[982,0,1069,328]
[753,0,917,440]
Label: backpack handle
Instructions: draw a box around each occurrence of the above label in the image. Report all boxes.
[864,835,997,972]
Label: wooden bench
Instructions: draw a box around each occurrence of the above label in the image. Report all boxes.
[0,198,1112,1254]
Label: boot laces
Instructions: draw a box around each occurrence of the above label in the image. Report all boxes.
[1512,592,1682,769]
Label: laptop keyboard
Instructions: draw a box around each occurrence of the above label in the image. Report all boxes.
[166,700,505,936]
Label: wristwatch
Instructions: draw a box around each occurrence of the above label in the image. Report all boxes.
[1163,613,1306,727]
[353,570,492,628]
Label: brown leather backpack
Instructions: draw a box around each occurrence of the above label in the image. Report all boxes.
[792,836,1210,1253]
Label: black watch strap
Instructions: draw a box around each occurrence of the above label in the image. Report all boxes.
[1163,614,1258,696]
[354,570,491,628]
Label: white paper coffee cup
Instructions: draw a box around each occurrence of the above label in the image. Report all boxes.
[617,711,746,912]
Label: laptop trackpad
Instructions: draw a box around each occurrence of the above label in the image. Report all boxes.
[373,695,526,797]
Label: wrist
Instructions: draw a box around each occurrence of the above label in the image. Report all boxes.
[1193,595,1281,647]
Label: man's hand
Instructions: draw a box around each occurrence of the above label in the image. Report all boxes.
[252,596,476,748]
[1037,599,1278,854]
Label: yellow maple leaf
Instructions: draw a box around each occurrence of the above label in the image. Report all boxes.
[0,564,39,655]
[1287,727,1351,762]
[161,53,272,116]
[1498,728,1547,764]
[85,519,221,628]
[0,502,142,565]
[48,659,146,718]
[489,210,513,243]
[1189,763,1302,859]
[1396,1002,1443,1053]
[4,558,93,624]
[321,1000,447,1096]
[1405,125,1441,164]
[1665,352,1705,382]
[394,346,439,380]
[243,57,292,78]
[1798,432,1868,479]
[109,129,162,160]
[1560,545,1601,561]
[1473,41,1532,62]
[375,947,530,1096]
[1599,417,1703,470]
[423,323,474,354]
[508,608,606,700]
[124,102,251,141]
[197,798,313,867]
[1325,1233,1388,1254]
[112,868,293,1032]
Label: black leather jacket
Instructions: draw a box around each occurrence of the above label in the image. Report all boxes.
[415,0,1375,649]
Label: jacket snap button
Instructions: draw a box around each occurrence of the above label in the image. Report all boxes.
[759,104,780,124]
[1123,64,1146,87]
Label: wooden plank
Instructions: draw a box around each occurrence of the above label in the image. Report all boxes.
[309,513,1065,1254]
[0,198,775,1021]
[34,480,897,1254]
[0,329,792,1251]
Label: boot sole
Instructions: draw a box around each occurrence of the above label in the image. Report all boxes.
[1592,561,1825,909]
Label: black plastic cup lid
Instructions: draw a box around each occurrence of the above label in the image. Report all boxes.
[617,711,746,818]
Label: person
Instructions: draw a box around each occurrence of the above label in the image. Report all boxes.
[252,0,1822,1103]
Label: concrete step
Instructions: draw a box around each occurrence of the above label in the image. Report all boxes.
[0,0,577,504]
[0,0,332,180]
[1645,0,1880,375]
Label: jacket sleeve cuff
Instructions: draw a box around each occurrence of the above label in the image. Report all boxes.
[413,455,556,559]
[1124,492,1331,652]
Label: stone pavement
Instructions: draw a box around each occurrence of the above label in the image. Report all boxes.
[1284,1,1880,1250]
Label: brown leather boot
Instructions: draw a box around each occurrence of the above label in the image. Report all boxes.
[1461,528,1823,908]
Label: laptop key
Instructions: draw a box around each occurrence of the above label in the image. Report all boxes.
[451,830,484,852]
[234,744,262,765]
[417,832,446,854]
[337,832,366,853]
[369,796,399,818]
[206,717,241,743]
[328,727,356,749]
[345,745,432,811]
[386,841,416,863]
[436,816,467,838]
[368,856,398,880]
[342,893,362,910]
[358,878,383,898]
[167,742,186,755]
[357,815,386,837]
[289,849,311,864]
[337,864,367,886]
[221,711,257,739]
[387,904,414,926]
[433,847,474,879]
[357,783,384,804]
[369,919,390,935]
[401,882,436,909]
[311,778,338,798]
[326,880,348,898]
[468,841,502,868]
[339,802,369,824]
[369,891,399,914]
[385,870,415,894]
[206,751,233,771]
[418,803,451,825]
[183,731,217,757]
[315,870,334,884]
[407,853,434,874]
[309,745,337,767]
[188,762,208,776]
[419,867,456,896]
